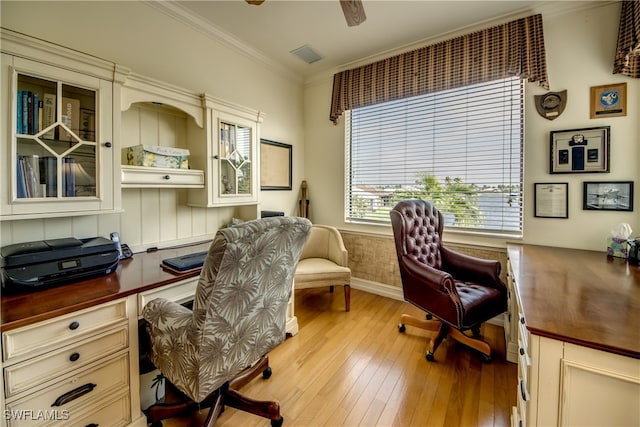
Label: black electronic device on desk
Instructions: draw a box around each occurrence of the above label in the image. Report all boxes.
[161,251,208,274]
[0,237,120,293]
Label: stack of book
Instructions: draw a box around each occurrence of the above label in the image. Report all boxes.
[16,155,76,198]
[16,91,56,136]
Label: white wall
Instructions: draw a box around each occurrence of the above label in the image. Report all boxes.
[302,1,639,251]
[0,1,305,249]
[1,1,637,253]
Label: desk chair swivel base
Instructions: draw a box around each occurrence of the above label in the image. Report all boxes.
[144,355,284,427]
[398,313,492,362]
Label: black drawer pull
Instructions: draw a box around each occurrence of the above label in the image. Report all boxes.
[163,175,171,180]
[519,379,527,401]
[519,348,525,356]
[51,383,96,407]
[69,321,80,330]
[69,352,80,362]
[85,424,99,427]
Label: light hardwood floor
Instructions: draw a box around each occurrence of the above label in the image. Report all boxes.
[160,288,516,427]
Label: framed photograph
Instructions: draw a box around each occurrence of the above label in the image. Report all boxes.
[260,139,292,190]
[590,83,626,119]
[583,181,634,211]
[534,183,568,218]
[550,126,610,174]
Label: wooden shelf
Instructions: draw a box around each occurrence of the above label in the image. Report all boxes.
[120,165,204,188]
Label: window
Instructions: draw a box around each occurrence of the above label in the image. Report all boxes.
[345,77,523,234]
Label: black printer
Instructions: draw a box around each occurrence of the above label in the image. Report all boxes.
[0,237,120,293]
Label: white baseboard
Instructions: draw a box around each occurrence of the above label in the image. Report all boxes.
[350,277,504,327]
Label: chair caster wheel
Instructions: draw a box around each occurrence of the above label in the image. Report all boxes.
[263,367,272,379]
[481,353,492,363]
[426,314,432,320]
[426,352,435,362]
[271,416,284,427]
[398,324,406,333]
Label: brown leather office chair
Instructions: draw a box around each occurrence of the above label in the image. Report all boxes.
[390,199,507,362]
[142,216,311,426]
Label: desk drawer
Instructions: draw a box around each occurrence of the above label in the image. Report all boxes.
[64,390,131,427]
[4,326,128,398]
[2,299,128,362]
[5,352,129,426]
[138,277,198,313]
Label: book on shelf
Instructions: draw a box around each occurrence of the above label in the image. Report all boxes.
[62,157,76,197]
[20,155,41,198]
[37,99,43,133]
[80,108,95,141]
[40,156,57,197]
[16,91,22,134]
[42,93,56,139]
[22,91,29,134]
[60,97,80,141]
[16,156,27,198]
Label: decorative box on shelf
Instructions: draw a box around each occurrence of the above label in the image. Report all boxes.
[124,144,189,169]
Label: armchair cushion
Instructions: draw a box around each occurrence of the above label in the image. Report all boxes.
[294,258,350,289]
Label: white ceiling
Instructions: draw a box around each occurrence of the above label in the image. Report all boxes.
[155,1,597,80]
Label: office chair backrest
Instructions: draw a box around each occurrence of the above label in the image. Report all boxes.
[390,199,444,270]
[147,216,311,402]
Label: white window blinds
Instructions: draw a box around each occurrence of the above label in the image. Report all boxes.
[345,77,523,234]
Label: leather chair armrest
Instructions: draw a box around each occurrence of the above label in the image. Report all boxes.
[401,255,456,295]
[440,246,505,290]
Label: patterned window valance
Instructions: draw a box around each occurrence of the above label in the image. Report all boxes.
[330,14,549,124]
[613,0,640,78]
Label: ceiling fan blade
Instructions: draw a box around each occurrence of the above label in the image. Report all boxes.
[245,0,265,5]
[340,0,367,27]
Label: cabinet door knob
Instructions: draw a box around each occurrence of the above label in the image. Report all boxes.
[69,321,80,330]
[519,348,525,356]
[163,175,171,180]
[104,142,112,148]
[213,155,219,160]
[69,352,80,362]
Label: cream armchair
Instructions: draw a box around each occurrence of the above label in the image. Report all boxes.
[294,224,351,311]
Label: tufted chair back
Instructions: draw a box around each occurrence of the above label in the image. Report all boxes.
[142,216,311,403]
[390,199,444,270]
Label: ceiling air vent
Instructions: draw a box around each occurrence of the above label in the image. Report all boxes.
[290,45,323,64]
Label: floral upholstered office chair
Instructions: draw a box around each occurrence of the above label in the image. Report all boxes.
[142,216,311,427]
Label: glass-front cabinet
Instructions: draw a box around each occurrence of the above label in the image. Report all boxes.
[188,96,263,208]
[218,120,253,198]
[1,31,116,219]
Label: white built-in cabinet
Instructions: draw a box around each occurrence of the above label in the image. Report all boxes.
[507,255,640,427]
[188,95,264,208]
[0,29,118,220]
[119,71,263,211]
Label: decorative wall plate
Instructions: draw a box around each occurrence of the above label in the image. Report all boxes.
[535,90,567,120]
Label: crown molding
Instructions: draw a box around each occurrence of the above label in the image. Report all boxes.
[144,0,301,84]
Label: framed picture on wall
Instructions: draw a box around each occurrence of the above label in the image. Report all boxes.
[590,83,627,119]
[534,183,569,218]
[260,139,292,190]
[550,126,610,174]
[583,181,634,211]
